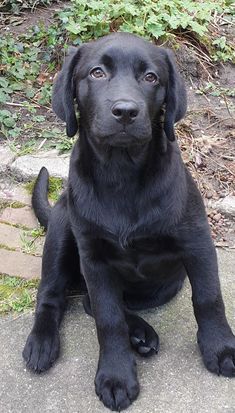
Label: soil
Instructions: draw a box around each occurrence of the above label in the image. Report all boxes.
[1,2,235,247]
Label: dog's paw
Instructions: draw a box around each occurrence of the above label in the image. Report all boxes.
[95,355,139,411]
[22,329,60,373]
[198,332,235,377]
[130,323,159,358]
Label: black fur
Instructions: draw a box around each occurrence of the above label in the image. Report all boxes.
[32,167,51,229]
[23,33,235,411]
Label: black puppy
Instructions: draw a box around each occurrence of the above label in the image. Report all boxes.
[23,33,235,411]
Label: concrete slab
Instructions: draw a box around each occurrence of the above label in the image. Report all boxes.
[0,249,235,413]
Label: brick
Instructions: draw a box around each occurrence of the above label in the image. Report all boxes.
[0,206,38,228]
[0,223,44,256]
[0,223,22,249]
[0,248,41,279]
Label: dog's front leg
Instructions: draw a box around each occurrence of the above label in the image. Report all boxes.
[184,241,235,377]
[79,251,139,411]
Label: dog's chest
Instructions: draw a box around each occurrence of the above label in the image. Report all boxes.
[73,180,171,245]
[98,235,181,281]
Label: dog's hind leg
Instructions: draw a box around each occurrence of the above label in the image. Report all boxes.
[83,294,159,357]
[125,311,159,357]
[23,200,80,373]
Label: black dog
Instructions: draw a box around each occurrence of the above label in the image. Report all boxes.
[23,33,235,411]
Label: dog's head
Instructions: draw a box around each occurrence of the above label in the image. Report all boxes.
[52,33,187,147]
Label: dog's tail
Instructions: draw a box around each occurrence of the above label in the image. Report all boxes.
[32,167,52,230]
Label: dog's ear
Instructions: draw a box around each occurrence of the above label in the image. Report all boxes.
[52,46,81,137]
[164,50,187,141]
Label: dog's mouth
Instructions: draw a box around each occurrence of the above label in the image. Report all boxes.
[100,131,152,148]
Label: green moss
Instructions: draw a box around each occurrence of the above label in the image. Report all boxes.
[11,201,26,208]
[47,177,63,202]
[0,220,31,231]
[0,274,39,315]
[0,200,26,212]
[25,176,62,202]
[24,180,35,195]
[0,244,17,252]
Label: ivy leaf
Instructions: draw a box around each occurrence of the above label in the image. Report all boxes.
[3,117,16,128]
[0,91,8,103]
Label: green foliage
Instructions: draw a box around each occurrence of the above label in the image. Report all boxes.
[56,136,76,153]
[0,34,55,101]
[47,176,63,201]
[0,109,19,138]
[196,82,235,97]
[20,225,45,254]
[37,83,52,105]
[212,36,235,62]
[9,140,37,156]
[0,14,68,140]
[0,109,17,128]
[56,0,235,64]
[48,135,76,153]
[0,36,40,85]
[25,176,62,201]
[60,0,217,40]
[0,274,39,314]
[0,0,234,147]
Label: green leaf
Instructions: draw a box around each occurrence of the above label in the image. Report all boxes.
[0,91,8,103]
[66,21,82,35]
[8,127,22,138]
[25,88,36,98]
[10,82,24,91]
[3,117,16,128]
[0,109,12,119]
[32,115,46,122]
[0,77,9,88]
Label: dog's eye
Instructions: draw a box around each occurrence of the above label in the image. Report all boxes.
[90,67,106,79]
[144,73,158,83]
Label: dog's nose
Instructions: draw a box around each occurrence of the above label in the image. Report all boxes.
[111,101,139,124]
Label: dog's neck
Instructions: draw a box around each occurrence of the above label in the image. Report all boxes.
[76,123,171,186]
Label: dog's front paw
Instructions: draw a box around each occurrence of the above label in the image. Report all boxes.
[95,354,139,411]
[23,328,60,373]
[198,331,235,377]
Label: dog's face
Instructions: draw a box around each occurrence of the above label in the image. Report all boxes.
[75,36,168,147]
[52,33,187,147]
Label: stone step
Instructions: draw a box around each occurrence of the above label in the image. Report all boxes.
[10,150,70,181]
[0,146,15,175]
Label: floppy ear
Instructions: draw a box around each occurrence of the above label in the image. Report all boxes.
[164,50,187,141]
[52,47,81,137]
